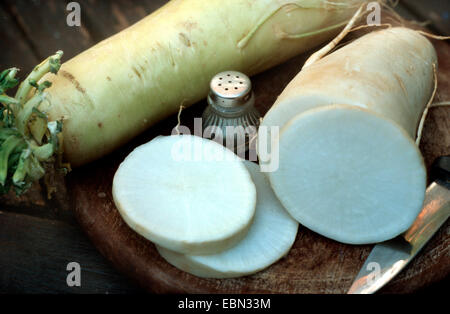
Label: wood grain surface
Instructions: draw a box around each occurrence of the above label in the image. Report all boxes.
[0,211,141,293]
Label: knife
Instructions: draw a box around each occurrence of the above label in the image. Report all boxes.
[347,156,450,294]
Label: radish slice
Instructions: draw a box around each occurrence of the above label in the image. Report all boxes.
[157,161,299,278]
[112,135,256,255]
[269,105,426,244]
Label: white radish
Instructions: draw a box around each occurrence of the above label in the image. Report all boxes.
[40,0,369,167]
[259,27,437,244]
[112,135,256,255]
[157,161,299,278]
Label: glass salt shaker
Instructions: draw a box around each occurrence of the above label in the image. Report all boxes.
[202,71,261,156]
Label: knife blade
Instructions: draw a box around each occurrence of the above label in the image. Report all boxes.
[347,156,450,294]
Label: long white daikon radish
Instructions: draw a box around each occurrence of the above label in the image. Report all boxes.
[259,27,437,244]
[157,161,298,278]
[112,135,256,255]
[38,0,369,167]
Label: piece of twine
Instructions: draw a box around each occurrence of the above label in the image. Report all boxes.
[416,63,438,145]
[174,104,185,135]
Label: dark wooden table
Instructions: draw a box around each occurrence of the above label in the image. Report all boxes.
[0,0,448,294]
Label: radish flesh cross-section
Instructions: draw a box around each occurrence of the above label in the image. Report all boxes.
[271,105,426,244]
[112,135,256,255]
[157,161,299,278]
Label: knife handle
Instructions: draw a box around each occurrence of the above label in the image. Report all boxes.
[403,157,450,247]
[430,155,450,187]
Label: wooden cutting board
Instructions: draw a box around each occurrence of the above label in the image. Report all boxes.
[65,30,450,293]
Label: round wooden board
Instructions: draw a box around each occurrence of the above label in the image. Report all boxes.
[67,31,450,293]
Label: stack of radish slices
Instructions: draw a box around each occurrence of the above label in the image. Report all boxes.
[112,135,298,278]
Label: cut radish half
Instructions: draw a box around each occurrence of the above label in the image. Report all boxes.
[258,28,435,244]
[112,135,256,255]
[157,161,299,278]
[269,105,426,244]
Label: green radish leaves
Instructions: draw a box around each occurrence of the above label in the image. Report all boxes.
[0,51,67,196]
[49,57,61,74]
[0,68,20,95]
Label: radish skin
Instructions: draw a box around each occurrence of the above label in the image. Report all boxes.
[112,135,256,255]
[259,27,437,244]
[157,161,299,278]
[39,0,369,166]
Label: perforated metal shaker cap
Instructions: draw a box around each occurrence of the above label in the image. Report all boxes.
[207,71,254,113]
